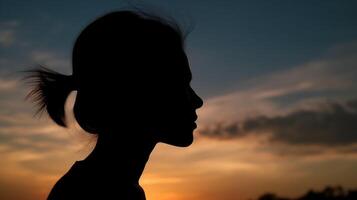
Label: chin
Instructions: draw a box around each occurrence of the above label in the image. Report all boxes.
[173,138,193,147]
[162,133,194,147]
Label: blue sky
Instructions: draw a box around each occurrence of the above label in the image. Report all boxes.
[1,1,357,200]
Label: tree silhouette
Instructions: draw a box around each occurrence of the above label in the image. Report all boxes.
[256,186,357,200]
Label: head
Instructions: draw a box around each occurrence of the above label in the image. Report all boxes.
[26,11,203,147]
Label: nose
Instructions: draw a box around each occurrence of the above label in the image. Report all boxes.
[191,89,203,109]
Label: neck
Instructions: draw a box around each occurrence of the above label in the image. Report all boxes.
[83,132,157,184]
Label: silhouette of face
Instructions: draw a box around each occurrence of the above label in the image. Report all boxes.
[150,51,204,147]
[74,49,203,147]
[72,12,203,147]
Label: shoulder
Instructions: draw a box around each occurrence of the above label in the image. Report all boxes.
[47,161,146,200]
[47,174,68,200]
[47,162,89,200]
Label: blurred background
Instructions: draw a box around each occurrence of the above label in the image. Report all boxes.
[1,1,357,200]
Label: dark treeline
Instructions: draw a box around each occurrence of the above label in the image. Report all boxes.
[256,186,357,200]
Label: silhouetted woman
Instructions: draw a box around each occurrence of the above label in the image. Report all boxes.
[25,11,203,200]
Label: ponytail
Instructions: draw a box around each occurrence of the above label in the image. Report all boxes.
[24,66,75,127]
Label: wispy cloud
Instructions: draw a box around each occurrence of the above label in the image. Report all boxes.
[0,30,15,46]
[30,51,70,71]
[200,99,357,146]
[197,41,357,155]
[0,20,19,47]
[0,78,17,91]
[0,112,74,153]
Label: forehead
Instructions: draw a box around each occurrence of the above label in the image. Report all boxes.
[160,48,192,83]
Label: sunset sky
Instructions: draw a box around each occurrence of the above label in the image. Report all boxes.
[1,1,357,200]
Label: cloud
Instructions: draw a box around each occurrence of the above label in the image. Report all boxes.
[0,20,19,46]
[0,78,17,91]
[0,111,95,178]
[0,30,15,46]
[198,55,357,127]
[0,113,70,153]
[197,41,357,154]
[200,99,357,147]
[0,92,92,155]
[30,51,70,71]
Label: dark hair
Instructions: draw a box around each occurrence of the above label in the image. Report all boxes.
[25,66,75,127]
[25,10,187,131]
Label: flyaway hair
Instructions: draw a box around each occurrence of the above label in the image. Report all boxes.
[24,66,74,127]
